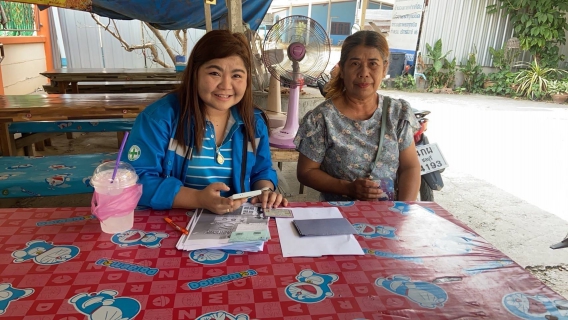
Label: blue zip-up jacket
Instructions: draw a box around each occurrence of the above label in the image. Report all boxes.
[122,93,278,210]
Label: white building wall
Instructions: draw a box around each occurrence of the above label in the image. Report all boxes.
[419,0,515,67]
[58,9,205,69]
[419,0,568,67]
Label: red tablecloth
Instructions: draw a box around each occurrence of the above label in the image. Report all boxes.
[0,201,565,320]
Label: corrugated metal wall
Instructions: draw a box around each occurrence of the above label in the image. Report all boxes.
[419,0,514,67]
[58,9,205,69]
[419,0,568,68]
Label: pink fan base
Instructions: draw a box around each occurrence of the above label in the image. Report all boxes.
[269,83,300,149]
[269,128,298,149]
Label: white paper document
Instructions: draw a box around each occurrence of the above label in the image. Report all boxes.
[176,204,268,252]
[276,207,364,258]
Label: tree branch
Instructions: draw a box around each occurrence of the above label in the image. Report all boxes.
[174,30,183,47]
[90,14,171,68]
[174,29,188,57]
[144,22,177,64]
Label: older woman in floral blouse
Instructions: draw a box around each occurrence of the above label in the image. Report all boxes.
[294,30,421,202]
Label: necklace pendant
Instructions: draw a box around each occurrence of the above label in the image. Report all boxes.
[216,152,225,165]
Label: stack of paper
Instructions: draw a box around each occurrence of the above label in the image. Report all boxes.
[276,207,364,257]
[176,204,270,252]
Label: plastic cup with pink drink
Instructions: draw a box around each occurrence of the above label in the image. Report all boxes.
[90,161,142,234]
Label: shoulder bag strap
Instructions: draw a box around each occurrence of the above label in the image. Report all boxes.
[377,96,390,161]
[369,96,390,177]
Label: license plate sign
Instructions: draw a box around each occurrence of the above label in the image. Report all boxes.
[416,143,448,175]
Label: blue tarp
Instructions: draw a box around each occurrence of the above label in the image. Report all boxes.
[42,0,272,31]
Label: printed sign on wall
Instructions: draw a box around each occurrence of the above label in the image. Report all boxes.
[388,0,425,64]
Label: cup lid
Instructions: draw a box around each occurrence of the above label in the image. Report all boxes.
[90,161,138,190]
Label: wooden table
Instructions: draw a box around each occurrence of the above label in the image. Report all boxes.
[41,68,182,94]
[0,202,565,319]
[0,93,162,156]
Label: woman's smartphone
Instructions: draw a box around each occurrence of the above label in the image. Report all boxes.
[229,190,262,200]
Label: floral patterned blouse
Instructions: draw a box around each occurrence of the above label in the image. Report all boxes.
[294,94,420,201]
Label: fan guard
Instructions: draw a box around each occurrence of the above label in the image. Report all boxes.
[262,15,331,87]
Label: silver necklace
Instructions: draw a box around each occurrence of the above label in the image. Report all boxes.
[214,113,230,165]
[215,145,224,165]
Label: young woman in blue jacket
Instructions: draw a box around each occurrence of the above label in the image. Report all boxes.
[122,30,288,214]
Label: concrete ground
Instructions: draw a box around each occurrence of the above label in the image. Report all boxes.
[2,89,568,299]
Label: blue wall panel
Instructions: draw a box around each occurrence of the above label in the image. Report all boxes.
[310,3,329,34]
[291,5,309,16]
[268,1,362,45]
[329,1,356,45]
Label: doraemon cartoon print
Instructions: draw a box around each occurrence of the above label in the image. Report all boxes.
[69,290,140,320]
[196,311,249,320]
[57,122,73,129]
[463,258,514,275]
[189,249,244,265]
[503,292,568,320]
[6,164,32,170]
[285,269,339,303]
[375,275,447,309]
[389,202,435,215]
[111,230,168,248]
[12,240,80,265]
[82,176,92,187]
[353,223,397,239]
[0,283,34,315]
[327,201,355,207]
[0,173,18,180]
[46,173,72,188]
[49,164,76,170]
[433,233,477,254]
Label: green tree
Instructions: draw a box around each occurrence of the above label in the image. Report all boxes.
[488,0,568,67]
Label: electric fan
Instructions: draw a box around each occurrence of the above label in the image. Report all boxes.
[261,15,331,149]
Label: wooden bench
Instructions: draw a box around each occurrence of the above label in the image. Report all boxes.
[0,152,117,198]
[8,119,135,155]
[41,68,181,94]
[270,147,304,194]
[0,148,300,198]
[42,82,177,94]
[0,93,160,156]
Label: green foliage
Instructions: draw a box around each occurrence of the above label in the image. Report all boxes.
[489,46,521,71]
[514,58,567,99]
[424,39,455,90]
[453,87,467,94]
[444,58,457,88]
[461,51,485,93]
[488,0,568,67]
[393,75,416,90]
[425,39,451,73]
[546,80,568,94]
[484,70,518,97]
[0,2,35,36]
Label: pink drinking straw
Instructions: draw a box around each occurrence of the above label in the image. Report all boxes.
[111,131,130,183]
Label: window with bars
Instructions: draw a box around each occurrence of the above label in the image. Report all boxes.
[0,1,36,36]
[330,22,351,36]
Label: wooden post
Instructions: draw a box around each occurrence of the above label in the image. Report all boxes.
[204,1,212,32]
[326,0,332,35]
[360,0,369,30]
[226,0,243,33]
[0,123,16,156]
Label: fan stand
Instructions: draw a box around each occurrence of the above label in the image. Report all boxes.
[269,81,300,149]
[265,76,286,128]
